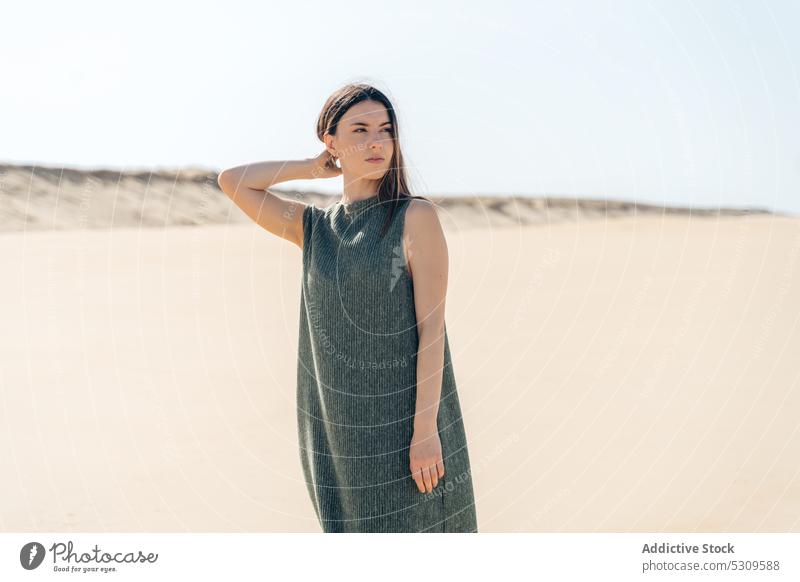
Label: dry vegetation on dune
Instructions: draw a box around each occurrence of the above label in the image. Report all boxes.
[0,162,778,233]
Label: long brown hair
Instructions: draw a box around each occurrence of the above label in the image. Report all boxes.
[315,83,429,238]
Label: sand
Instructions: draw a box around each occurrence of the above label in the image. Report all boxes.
[0,163,798,532]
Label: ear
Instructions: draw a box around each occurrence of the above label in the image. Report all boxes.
[324,133,337,157]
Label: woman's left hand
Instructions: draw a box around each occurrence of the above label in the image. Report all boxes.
[409,428,445,493]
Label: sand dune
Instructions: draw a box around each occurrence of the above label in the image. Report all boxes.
[0,162,779,233]
[0,161,798,532]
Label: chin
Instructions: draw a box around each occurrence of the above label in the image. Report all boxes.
[360,168,388,179]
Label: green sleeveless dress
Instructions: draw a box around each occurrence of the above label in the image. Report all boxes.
[297,194,478,533]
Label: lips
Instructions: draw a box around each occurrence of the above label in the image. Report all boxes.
[365,157,384,162]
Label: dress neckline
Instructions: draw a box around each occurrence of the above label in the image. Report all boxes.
[337,194,381,213]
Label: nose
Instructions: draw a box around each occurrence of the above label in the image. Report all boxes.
[368,136,384,150]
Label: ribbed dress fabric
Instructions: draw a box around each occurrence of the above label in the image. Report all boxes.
[297,194,478,533]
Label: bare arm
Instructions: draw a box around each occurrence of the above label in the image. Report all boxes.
[217,150,340,249]
[404,198,450,493]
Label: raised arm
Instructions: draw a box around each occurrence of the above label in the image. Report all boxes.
[217,150,341,249]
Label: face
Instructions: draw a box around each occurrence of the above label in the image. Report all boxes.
[326,99,395,179]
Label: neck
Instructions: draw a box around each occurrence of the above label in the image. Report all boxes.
[341,173,380,203]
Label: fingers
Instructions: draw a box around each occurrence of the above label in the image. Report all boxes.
[422,466,433,493]
[411,463,445,493]
[430,465,441,490]
[411,466,425,493]
[408,433,445,494]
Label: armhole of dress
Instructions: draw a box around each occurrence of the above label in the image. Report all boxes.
[396,199,412,266]
[301,203,315,259]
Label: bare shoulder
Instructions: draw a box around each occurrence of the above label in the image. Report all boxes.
[401,197,447,272]
[403,197,443,236]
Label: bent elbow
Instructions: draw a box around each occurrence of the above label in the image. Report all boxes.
[217,169,235,196]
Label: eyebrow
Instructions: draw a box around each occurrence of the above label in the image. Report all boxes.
[349,121,393,127]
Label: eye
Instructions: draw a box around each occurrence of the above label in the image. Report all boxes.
[352,127,394,133]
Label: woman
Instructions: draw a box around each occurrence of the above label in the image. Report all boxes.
[217,83,477,532]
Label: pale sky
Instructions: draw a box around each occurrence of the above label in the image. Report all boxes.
[2,0,798,214]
